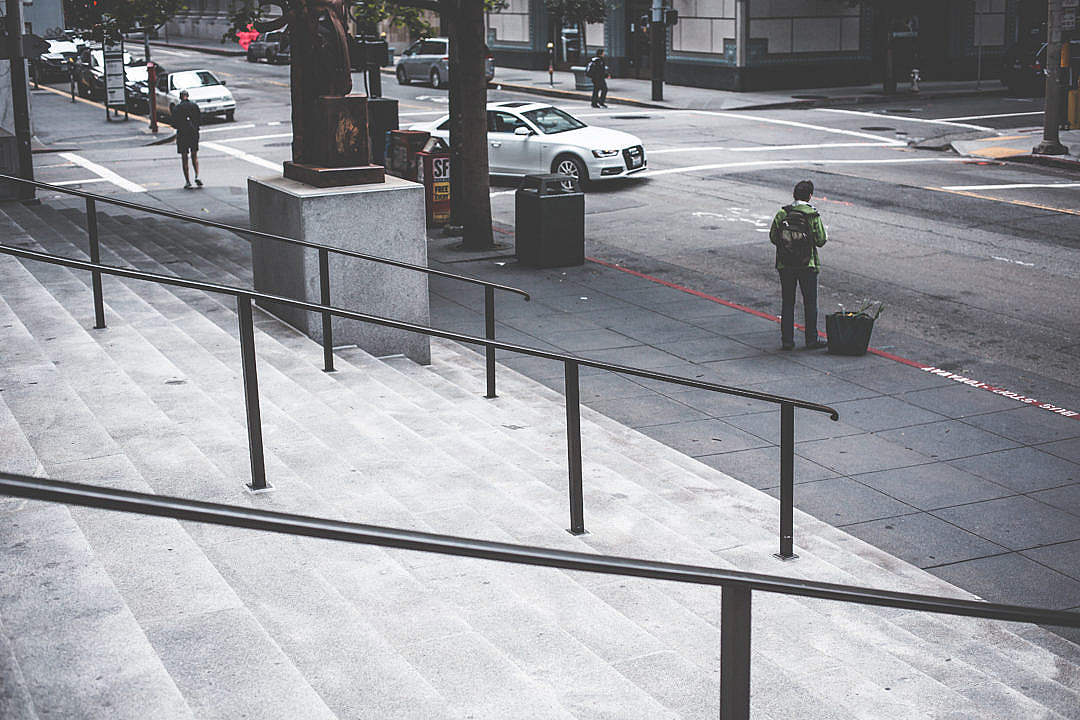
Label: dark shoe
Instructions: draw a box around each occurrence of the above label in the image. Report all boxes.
[194,178,203,187]
[805,340,827,350]
[591,103,599,108]
[183,182,193,189]
[600,103,608,108]
[781,342,795,351]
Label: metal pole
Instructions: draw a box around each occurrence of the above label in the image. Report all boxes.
[649,0,665,101]
[735,0,749,91]
[976,44,982,91]
[720,584,752,720]
[6,0,35,201]
[237,295,268,491]
[318,248,334,372]
[85,198,106,329]
[484,285,496,398]
[1035,0,1067,154]
[564,360,585,535]
[776,402,797,560]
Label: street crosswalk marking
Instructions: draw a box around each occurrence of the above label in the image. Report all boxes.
[201,141,281,171]
[689,110,909,145]
[649,142,893,154]
[57,152,146,193]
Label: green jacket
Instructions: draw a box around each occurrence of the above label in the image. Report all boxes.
[769,201,827,271]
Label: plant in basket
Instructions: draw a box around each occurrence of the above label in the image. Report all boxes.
[826,301,884,356]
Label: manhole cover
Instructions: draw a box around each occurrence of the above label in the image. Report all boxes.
[791,94,828,100]
[861,126,895,131]
[611,114,650,120]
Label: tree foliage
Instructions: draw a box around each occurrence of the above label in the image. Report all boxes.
[64,0,185,32]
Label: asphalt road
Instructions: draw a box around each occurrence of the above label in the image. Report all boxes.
[26,47,1080,408]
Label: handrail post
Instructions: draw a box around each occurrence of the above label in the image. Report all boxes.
[237,295,269,491]
[484,285,496,398]
[85,198,106,329]
[564,360,585,535]
[776,402,797,560]
[720,583,751,720]
[318,248,334,372]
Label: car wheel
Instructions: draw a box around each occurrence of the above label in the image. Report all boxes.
[430,68,443,89]
[396,65,410,85]
[226,109,235,122]
[268,49,277,64]
[553,154,588,190]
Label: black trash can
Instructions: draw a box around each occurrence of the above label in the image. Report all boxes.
[515,173,585,268]
[826,312,875,356]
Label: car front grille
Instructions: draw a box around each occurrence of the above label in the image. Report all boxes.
[623,145,644,170]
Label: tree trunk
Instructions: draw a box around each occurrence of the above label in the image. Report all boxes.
[457,0,494,249]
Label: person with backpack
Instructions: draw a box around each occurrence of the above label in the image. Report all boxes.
[769,179,828,350]
[586,48,608,108]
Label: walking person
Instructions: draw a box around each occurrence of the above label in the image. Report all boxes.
[586,48,608,108]
[769,180,828,350]
[172,89,202,189]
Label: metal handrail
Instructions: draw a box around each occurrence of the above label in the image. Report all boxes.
[0,242,837,554]
[0,173,528,393]
[1,472,1077,720]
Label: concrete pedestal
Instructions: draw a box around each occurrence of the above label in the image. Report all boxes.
[248,175,430,364]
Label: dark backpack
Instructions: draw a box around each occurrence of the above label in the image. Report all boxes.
[586,57,603,79]
[777,205,815,267]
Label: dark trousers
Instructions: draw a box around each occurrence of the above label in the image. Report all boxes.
[591,78,608,106]
[779,267,819,345]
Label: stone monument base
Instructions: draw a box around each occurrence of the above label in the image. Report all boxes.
[248,174,430,365]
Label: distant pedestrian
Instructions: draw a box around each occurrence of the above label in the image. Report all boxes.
[769,180,828,350]
[586,48,608,108]
[172,89,202,189]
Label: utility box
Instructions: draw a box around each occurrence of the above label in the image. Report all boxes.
[515,174,585,268]
[386,129,430,181]
[416,137,451,227]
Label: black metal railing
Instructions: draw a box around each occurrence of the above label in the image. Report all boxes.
[1,473,1077,720]
[0,174,529,397]
[0,243,837,556]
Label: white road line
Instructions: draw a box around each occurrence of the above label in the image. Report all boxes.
[940,182,1080,190]
[649,142,892,155]
[689,110,908,145]
[936,111,1044,122]
[200,123,256,134]
[815,107,994,132]
[202,141,281,171]
[57,152,146,192]
[639,156,966,178]
[214,132,292,144]
[151,49,190,57]
[50,178,110,186]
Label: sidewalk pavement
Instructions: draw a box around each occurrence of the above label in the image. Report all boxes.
[486,67,1009,112]
[423,226,1080,641]
[953,129,1080,169]
[150,38,246,57]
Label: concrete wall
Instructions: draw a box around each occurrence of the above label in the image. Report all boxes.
[749,0,861,55]
[975,0,1007,47]
[487,0,531,44]
[671,0,736,55]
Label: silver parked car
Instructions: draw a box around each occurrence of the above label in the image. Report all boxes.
[395,37,494,88]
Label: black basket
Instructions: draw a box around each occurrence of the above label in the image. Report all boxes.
[826,313,874,356]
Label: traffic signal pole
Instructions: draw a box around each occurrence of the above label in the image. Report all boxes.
[6,0,35,200]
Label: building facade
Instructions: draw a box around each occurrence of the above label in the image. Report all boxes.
[486,0,1047,91]
[165,0,241,43]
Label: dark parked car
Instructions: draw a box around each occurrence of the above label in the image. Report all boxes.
[1001,39,1080,95]
[246,31,290,64]
[31,38,79,82]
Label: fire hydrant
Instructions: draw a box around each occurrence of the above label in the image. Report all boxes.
[910,67,921,93]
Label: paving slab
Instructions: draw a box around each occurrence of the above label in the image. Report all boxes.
[844,513,1009,569]
[933,495,1080,551]
[949,447,1080,493]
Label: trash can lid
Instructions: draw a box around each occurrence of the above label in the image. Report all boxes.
[520,173,581,195]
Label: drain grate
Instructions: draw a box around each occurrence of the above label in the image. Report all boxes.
[861,126,895,131]
[611,115,650,120]
[791,94,828,100]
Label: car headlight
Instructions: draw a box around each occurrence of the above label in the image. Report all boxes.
[592,149,620,158]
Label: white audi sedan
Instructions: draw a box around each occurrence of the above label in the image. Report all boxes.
[409,101,646,186]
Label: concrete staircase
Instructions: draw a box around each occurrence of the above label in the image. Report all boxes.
[1,199,1078,719]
